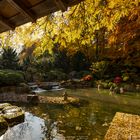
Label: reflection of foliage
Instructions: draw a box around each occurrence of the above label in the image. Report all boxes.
[57,104,108,139]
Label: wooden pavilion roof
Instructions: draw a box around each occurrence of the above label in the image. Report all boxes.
[0,0,83,34]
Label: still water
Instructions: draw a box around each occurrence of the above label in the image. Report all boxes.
[0,88,140,140]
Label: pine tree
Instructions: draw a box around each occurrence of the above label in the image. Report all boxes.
[1,47,19,70]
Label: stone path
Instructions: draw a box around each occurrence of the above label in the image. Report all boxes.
[105,112,140,140]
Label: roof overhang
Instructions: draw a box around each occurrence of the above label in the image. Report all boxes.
[0,0,83,34]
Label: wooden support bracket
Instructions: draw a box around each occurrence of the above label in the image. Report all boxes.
[7,0,35,22]
[0,15,14,30]
[54,0,67,12]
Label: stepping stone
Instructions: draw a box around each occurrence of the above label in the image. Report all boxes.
[0,103,25,134]
[105,112,140,140]
[2,106,24,126]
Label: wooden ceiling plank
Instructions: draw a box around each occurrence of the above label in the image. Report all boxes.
[0,16,14,30]
[7,0,35,22]
[54,0,67,12]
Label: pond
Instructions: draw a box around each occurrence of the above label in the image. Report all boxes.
[0,88,140,140]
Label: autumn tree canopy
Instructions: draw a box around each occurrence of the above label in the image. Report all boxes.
[0,0,140,66]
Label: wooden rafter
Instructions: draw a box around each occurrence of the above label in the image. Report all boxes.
[7,0,35,22]
[0,0,83,33]
[0,16,14,30]
[54,0,67,12]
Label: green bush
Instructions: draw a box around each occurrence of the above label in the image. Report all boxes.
[0,70,24,86]
[45,70,68,81]
[122,76,129,82]
[90,61,109,79]
[99,80,116,89]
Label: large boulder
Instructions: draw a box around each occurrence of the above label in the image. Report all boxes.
[0,103,25,134]
[0,103,11,110]
[2,106,24,126]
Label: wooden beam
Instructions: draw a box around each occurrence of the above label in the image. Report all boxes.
[7,0,35,22]
[68,0,84,7]
[54,0,67,12]
[0,16,14,30]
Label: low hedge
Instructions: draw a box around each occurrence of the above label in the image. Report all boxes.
[0,70,24,86]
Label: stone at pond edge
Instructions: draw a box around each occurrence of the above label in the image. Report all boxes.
[0,103,11,110]
[2,106,24,126]
[0,103,25,133]
[104,112,140,140]
[2,105,22,113]
[0,116,8,136]
[3,111,24,126]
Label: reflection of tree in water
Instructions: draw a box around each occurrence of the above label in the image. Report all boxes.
[1,111,65,140]
[44,119,65,140]
[2,122,32,140]
[54,104,111,139]
[45,120,56,140]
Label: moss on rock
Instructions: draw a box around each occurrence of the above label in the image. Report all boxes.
[2,105,24,126]
[0,103,11,110]
[0,103,25,134]
[3,111,24,126]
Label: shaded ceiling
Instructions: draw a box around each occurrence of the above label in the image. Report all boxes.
[0,0,83,33]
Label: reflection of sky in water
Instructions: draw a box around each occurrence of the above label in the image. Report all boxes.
[0,112,45,140]
[0,112,65,140]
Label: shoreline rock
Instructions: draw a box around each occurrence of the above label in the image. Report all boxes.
[0,92,88,106]
[0,103,25,135]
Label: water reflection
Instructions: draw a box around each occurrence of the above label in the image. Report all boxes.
[0,88,140,140]
[0,112,46,140]
[0,112,65,140]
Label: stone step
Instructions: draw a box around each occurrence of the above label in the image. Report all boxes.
[105,112,140,140]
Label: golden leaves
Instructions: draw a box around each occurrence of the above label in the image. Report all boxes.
[0,0,140,59]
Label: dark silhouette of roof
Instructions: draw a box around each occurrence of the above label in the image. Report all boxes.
[0,0,83,33]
